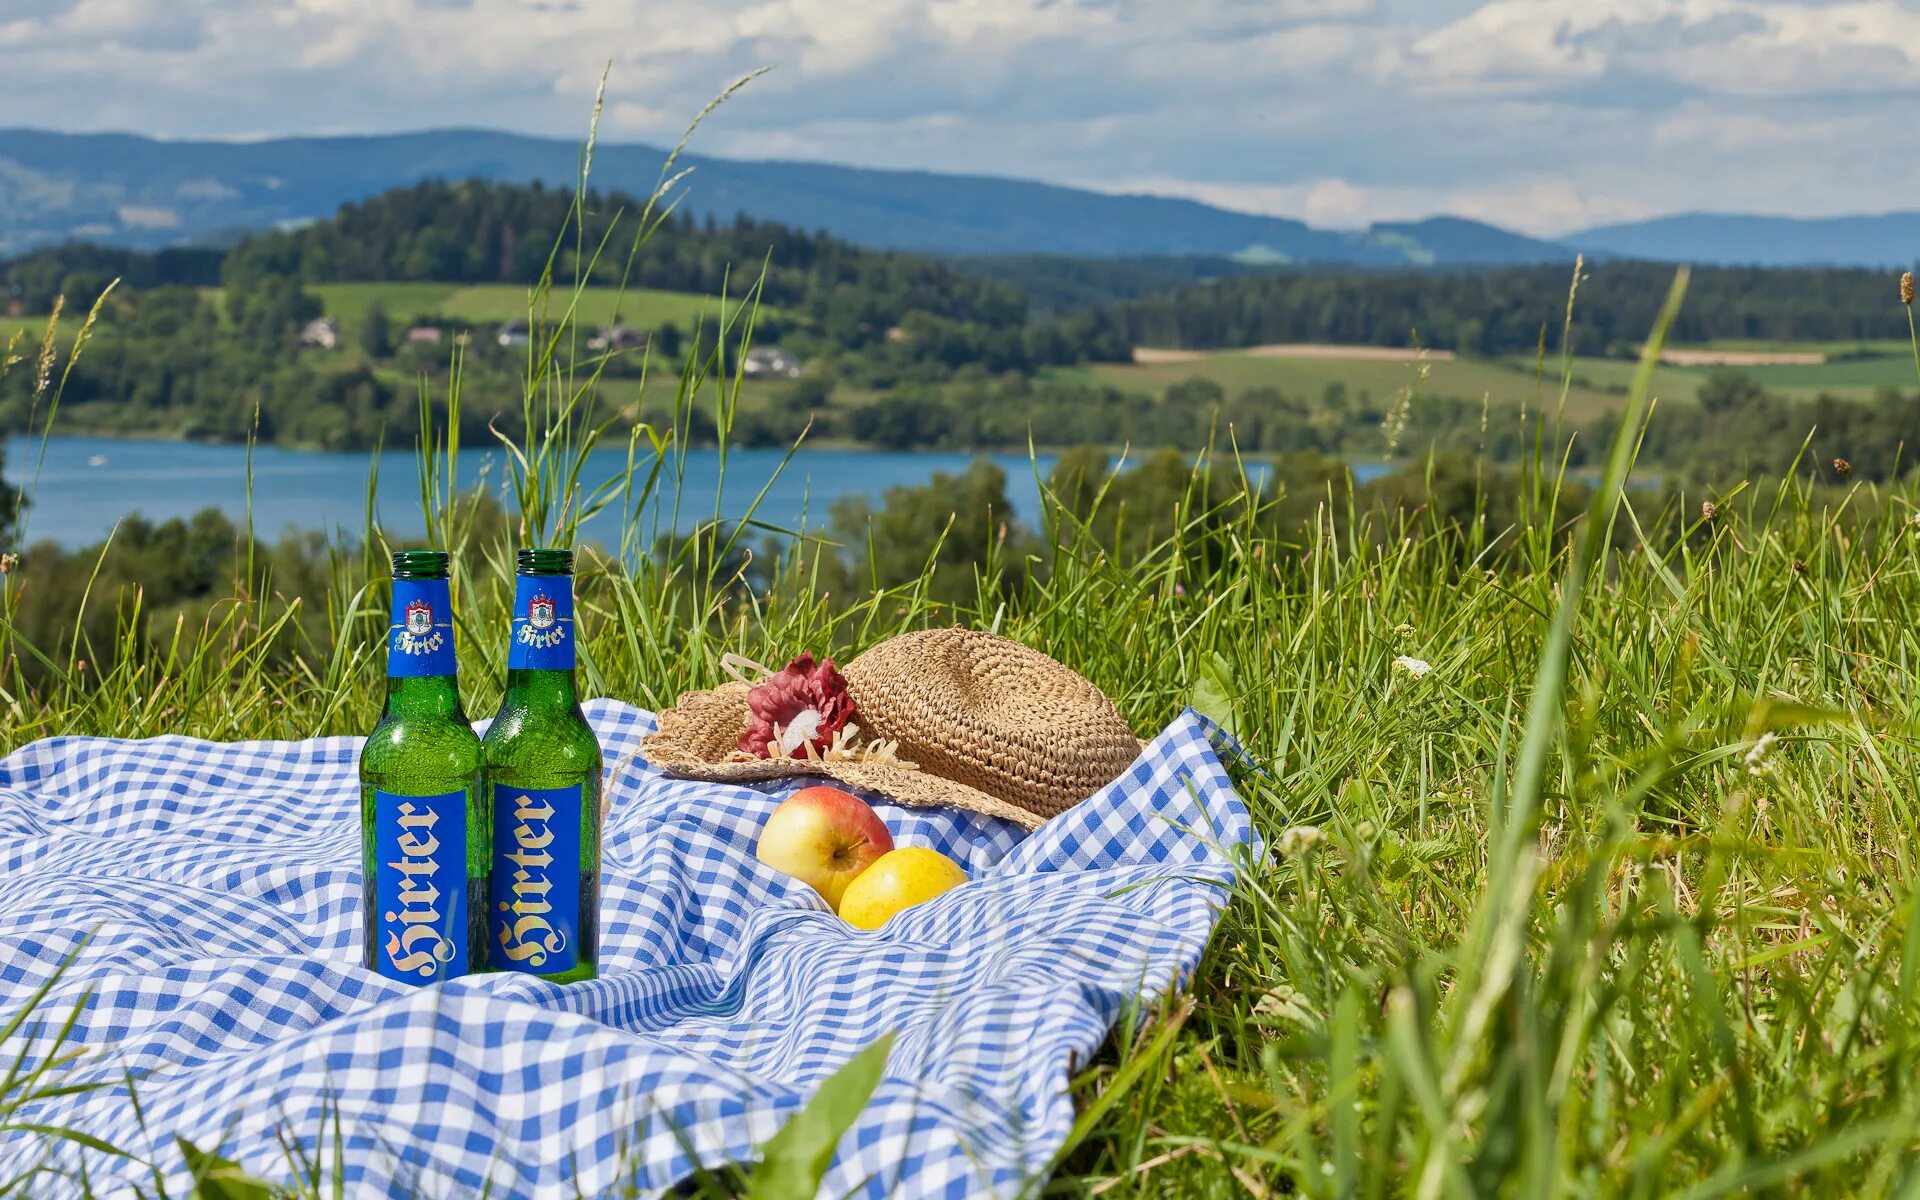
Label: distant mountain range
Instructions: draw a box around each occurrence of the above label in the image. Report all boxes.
[0,127,1911,269]
[1572,213,1920,268]
[0,127,1564,265]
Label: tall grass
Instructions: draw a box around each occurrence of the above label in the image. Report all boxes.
[7,111,1920,1195]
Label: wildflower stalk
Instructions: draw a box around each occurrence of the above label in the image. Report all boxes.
[1905,270,1920,388]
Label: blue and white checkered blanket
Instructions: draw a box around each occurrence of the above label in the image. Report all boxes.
[0,701,1252,1197]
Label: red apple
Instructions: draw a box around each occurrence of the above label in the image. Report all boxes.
[755,785,894,910]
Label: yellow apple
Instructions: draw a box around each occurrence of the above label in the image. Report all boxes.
[755,786,894,910]
[837,846,969,930]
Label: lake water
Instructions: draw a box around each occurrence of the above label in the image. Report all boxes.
[5,436,1073,548]
[6,436,1392,548]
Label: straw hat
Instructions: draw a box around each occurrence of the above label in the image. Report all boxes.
[640,628,1141,830]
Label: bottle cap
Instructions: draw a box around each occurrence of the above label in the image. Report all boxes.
[517,547,574,575]
[390,549,450,579]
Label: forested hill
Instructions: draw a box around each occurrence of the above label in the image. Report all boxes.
[949,254,1270,316]
[1,177,1079,371]
[227,179,1028,332]
[1079,262,1913,355]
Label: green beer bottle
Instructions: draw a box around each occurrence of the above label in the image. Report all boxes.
[360,549,486,984]
[484,547,603,982]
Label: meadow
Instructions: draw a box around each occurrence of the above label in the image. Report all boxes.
[1064,350,1628,421]
[9,117,1920,1191]
[0,314,60,345]
[7,249,1920,1195]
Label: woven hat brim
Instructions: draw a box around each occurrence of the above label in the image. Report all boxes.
[640,684,1050,831]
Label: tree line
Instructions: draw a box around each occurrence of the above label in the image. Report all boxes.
[2,244,224,314]
[1065,262,1911,355]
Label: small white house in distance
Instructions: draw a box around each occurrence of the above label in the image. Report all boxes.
[298,316,339,349]
[587,326,647,352]
[497,320,531,348]
[743,346,802,379]
[405,326,444,345]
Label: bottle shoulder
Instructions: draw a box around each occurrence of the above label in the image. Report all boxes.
[480,700,602,774]
[361,711,484,780]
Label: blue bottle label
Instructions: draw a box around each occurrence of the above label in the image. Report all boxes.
[388,578,456,678]
[372,789,469,983]
[490,782,583,974]
[507,575,575,671]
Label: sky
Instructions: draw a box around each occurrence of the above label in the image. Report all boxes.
[2,0,1918,236]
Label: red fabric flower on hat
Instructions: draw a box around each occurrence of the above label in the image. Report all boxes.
[739,654,854,758]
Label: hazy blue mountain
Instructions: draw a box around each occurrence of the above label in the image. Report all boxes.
[0,127,1571,265]
[1571,212,1920,267]
[1370,217,1578,266]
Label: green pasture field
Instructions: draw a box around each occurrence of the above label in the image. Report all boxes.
[1071,344,1920,418]
[1516,354,1706,402]
[1071,351,1629,420]
[1735,353,1919,393]
[1695,337,1912,354]
[0,313,60,347]
[1567,348,1917,400]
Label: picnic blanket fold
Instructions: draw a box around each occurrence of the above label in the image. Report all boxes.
[0,700,1253,1198]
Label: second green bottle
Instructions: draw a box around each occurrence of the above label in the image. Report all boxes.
[484,547,603,982]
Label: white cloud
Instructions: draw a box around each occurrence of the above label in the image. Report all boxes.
[1098,173,1663,237]
[1095,177,1383,229]
[1,0,1918,237]
[1395,0,1920,99]
[1650,103,1849,152]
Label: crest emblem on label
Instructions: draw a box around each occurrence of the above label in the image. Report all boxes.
[405,598,434,637]
[528,594,556,630]
[516,589,567,651]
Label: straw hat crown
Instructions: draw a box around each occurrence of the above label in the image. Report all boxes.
[641,627,1140,830]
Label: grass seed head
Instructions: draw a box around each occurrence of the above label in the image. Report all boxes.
[1278,825,1325,858]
